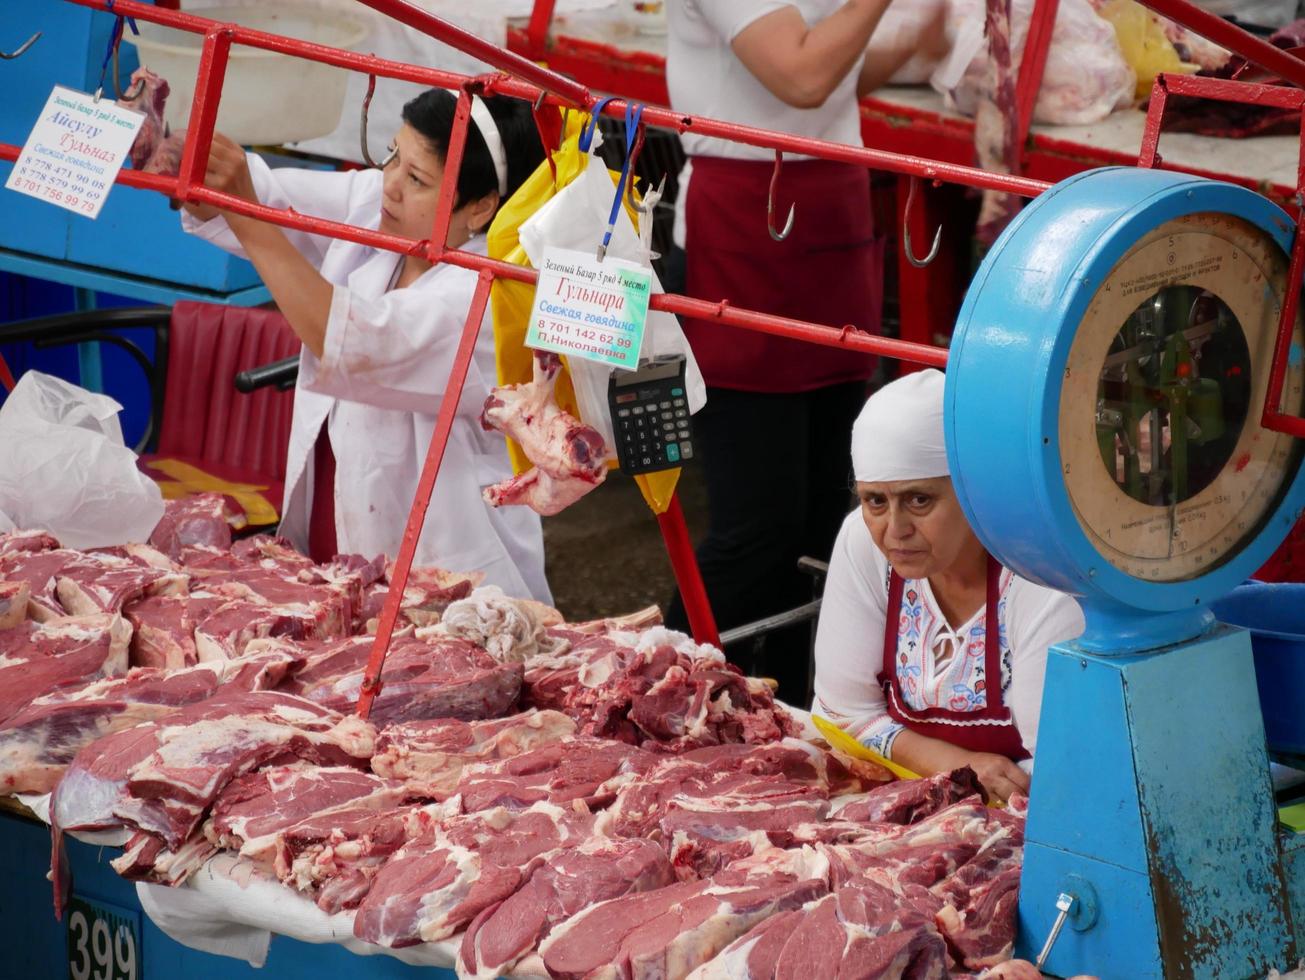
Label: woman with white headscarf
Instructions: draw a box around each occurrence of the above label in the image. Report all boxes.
[812,369,1084,802]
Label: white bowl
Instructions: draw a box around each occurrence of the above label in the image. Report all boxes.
[126,3,368,145]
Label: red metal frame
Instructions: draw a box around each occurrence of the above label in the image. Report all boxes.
[25,0,1305,717]
[1137,72,1305,439]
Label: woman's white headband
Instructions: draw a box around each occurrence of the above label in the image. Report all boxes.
[469,96,509,199]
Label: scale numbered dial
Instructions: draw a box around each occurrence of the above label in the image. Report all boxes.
[947,168,1305,623]
[1059,213,1305,582]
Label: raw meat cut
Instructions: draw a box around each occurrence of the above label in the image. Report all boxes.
[480,351,608,516]
[0,548,93,620]
[354,802,594,947]
[0,615,131,722]
[0,581,29,629]
[193,598,317,661]
[125,594,224,669]
[148,492,247,559]
[0,651,295,795]
[0,528,61,556]
[933,822,1024,968]
[52,691,373,839]
[451,735,657,813]
[360,564,481,630]
[274,803,442,913]
[282,633,522,726]
[436,586,567,663]
[458,836,675,980]
[525,630,799,750]
[538,845,831,980]
[370,709,577,793]
[119,68,186,175]
[832,767,983,825]
[206,764,407,869]
[691,880,950,980]
[55,553,186,616]
[112,830,217,885]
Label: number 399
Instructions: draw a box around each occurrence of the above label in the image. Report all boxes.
[69,909,137,980]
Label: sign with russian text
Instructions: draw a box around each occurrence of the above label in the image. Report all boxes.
[6,86,144,219]
[525,246,651,370]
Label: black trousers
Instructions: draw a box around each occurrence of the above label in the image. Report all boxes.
[666,381,868,704]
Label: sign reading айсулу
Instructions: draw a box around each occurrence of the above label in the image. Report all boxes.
[5,86,144,220]
[526,246,651,370]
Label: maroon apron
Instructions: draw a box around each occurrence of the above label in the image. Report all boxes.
[683,156,881,393]
[307,425,337,564]
[876,556,1030,762]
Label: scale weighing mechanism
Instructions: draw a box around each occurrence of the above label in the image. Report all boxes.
[946,166,1305,979]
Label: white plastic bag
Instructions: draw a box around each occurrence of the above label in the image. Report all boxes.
[517,138,707,452]
[939,0,1135,126]
[0,371,164,548]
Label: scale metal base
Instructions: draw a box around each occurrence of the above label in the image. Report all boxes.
[1019,626,1296,978]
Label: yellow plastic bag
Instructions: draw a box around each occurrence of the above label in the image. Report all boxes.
[1097,0,1198,100]
[485,109,682,515]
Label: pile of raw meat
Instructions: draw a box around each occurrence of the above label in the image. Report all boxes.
[1,495,1046,978]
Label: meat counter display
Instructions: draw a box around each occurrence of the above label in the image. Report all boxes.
[0,496,1040,979]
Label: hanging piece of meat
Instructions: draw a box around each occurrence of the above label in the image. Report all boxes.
[480,351,609,516]
[118,67,186,176]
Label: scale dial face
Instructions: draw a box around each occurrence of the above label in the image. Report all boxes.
[1059,212,1305,582]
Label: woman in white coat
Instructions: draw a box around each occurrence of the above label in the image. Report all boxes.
[182,90,551,602]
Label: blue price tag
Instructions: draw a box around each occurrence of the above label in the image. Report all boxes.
[67,895,142,980]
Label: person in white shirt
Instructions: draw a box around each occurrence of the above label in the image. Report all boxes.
[812,370,1084,802]
[181,90,551,602]
[663,0,946,702]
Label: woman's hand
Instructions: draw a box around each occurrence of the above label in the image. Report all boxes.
[180,132,257,221]
[964,751,1030,804]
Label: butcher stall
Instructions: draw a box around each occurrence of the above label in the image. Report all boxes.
[4,1,1305,979]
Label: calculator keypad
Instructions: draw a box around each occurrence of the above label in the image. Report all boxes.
[614,392,694,475]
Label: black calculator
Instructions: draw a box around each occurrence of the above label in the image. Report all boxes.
[608,355,694,475]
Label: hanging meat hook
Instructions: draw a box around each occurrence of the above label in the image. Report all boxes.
[0,31,41,60]
[359,71,389,168]
[767,149,795,242]
[903,176,942,268]
[112,41,147,101]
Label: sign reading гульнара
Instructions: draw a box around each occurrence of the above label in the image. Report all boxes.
[526,246,651,370]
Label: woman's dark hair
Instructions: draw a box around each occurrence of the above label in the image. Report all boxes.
[400,88,545,213]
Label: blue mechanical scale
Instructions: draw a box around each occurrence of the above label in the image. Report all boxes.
[946,167,1305,978]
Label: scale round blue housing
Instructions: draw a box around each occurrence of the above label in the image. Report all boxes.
[946,167,1305,637]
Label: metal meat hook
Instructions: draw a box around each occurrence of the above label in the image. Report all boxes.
[359,71,386,168]
[112,42,147,101]
[903,176,942,268]
[767,150,795,242]
[0,31,40,60]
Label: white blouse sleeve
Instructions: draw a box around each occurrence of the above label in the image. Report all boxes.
[811,510,907,757]
[692,0,800,40]
[1004,579,1086,759]
[181,154,380,269]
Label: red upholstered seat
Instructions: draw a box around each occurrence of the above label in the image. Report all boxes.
[139,302,300,523]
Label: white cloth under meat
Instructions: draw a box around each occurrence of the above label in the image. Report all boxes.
[182,158,550,603]
[811,510,1084,761]
[666,0,865,160]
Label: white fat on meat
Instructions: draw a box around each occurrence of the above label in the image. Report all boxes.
[430,586,567,664]
[480,352,609,516]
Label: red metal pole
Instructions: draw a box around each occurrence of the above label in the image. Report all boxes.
[173,29,232,203]
[1136,0,1305,89]
[1014,0,1060,157]
[349,0,589,105]
[657,494,720,648]
[1260,106,1305,439]
[426,88,475,263]
[356,269,496,719]
[526,0,557,53]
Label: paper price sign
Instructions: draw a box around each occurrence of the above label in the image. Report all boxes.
[5,86,144,220]
[526,247,651,370]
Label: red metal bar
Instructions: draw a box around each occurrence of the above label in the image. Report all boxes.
[1261,108,1305,438]
[350,0,590,105]
[62,0,1052,200]
[657,495,721,648]
[174,30,232,203]
[356,269,496,719]
[526,0,557,52]
[1137,76,1170,169]
[0,353,15,394]
[1015,0,1060,158]
[427,88,475,262]
[1136,0,1305,90]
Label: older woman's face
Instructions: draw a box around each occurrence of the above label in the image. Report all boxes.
[856,476,980,580]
